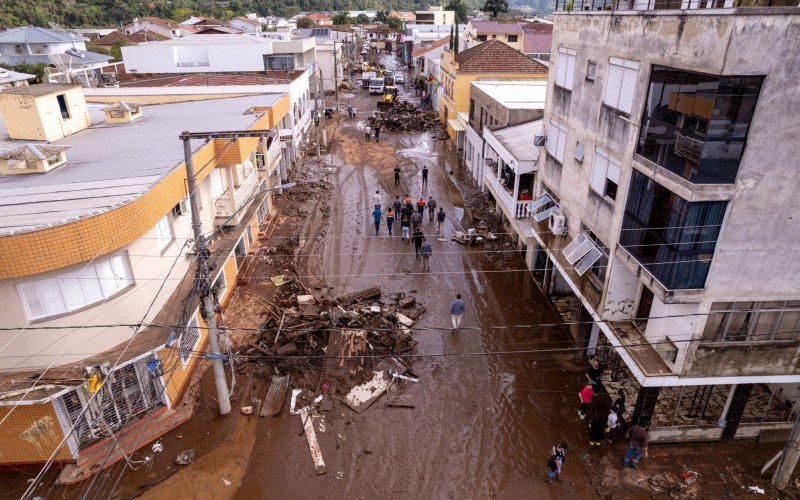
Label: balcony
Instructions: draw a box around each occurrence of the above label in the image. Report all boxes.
[609,320,675,377]
[213,164,259,226]
[483,162,536,219]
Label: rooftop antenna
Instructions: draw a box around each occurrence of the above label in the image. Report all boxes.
[47,51,98,87]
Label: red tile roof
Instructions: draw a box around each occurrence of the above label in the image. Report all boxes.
[469,20,524,35]
[411,36,450,58]
[305,13,331,21]
[94,30,169,45]
[519,22,554,34]
[523,33,552,54]
[454,39,548,74]
[232,16,261,26]
[141,17,179,30]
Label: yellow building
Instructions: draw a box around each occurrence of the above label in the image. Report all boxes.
[438,39,548,149]
[463,20,525,52]
[0,83,290,475]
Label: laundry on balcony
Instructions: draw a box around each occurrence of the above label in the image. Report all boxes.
[562,233,603,276]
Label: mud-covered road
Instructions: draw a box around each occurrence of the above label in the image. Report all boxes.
[235,55,600,499]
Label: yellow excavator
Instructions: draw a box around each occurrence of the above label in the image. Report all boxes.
[377,86,399,109]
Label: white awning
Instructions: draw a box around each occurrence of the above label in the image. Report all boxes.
[563,233,603,276]
[533,205,558,222]
[529,194,551,213]
[447,118,466,132]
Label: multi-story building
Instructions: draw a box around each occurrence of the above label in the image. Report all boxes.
[297,28,354,92]
[122,34,316,74]
[529,5,800,442]
[414,6,455,25]
[0,83,289,476]
[463,20,525,52]
[438,39,548,151]
[521,22,553,61]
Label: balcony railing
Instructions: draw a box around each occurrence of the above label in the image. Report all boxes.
[554,0,793,11]
[484,168,534,219]
[213,166,259,222]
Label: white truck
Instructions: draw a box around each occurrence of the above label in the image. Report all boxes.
[368,77,386,95]
[361,71,376,88]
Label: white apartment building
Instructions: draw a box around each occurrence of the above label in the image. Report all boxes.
[414,6,455,25]
[529,5,800,442]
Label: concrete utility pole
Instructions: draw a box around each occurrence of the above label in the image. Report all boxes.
[333,41,340,112]
[318,68,327,148]
[773,409,800,490]
[182,134,231,416]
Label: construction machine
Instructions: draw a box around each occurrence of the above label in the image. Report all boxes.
[377,86,400,109]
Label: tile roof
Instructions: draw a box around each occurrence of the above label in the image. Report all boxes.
[117,72,298,87]
[232,16,261,26]
[0,27,86,44]
[523,33,552,54]
[196,26,244,34]
[411,36,450,58]
[519,22,553,34]
[131,17,179,30]
[454,40,548,74]
[305,13,331,20]
[94,30,169,45]
[469,21,524,35]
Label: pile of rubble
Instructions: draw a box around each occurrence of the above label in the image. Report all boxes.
[367,102,440,132]
[246,286,425,372]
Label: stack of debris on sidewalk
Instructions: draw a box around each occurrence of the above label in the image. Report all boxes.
[367,102,439,132]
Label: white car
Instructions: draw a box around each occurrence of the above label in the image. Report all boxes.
[394,74,405,85]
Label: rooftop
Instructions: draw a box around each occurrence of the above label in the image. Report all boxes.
[117,72,300,87]
[454,40,549,74]
[0,69,36,85]
[135,33,295,46]
[232,16,262,25]
[411,36,450,57]
[93,30,170,46]
[127,17,180,30]
[471,80,548,109]
[0,27,86,44]
[468,20,525,34]
[523,32,553,54]
[488,119,543,162]
[0,83,81,96]
[0,51,112,67]
[0,94,283,236]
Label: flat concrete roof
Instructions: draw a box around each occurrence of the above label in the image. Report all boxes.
[488,119,543,162]
[0,94,283,236]
[471,80,547,110]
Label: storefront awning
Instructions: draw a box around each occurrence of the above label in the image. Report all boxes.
[447,118,466,132]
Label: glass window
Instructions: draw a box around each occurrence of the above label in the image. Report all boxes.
[155,215,173,252]
[16,254,132,321]
[620,170,726,290]
[704,301,800,342]
[507,35,518,42]
[264,55,296,70]
[637,66,762,184]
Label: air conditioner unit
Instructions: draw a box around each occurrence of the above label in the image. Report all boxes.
[173,198,189,216]
[534,134,547,147]
[548,210,567,235]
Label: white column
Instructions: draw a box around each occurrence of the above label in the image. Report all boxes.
[588,322,600,356]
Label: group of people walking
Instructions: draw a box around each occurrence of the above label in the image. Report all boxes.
[546,357,651,481]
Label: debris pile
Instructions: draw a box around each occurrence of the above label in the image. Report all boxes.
[245,286,425,366]
[367,102,439,132]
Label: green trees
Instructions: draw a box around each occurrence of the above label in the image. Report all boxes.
[445,0,468,24]
[355,13,370,23]
[374,10,390,23]
[331,11,352,24]
[386,16,402,30]
[296,16,316,28]
[482,0,509,17]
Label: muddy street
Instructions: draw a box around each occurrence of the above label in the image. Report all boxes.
[235,61,601,499]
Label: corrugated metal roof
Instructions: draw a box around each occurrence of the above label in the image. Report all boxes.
[0,27,86,43]
[488,119,544,162]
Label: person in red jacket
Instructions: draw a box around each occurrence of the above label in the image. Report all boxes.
[578,384,594,420]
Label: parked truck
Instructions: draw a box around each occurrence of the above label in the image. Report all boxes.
[361,71,376,88]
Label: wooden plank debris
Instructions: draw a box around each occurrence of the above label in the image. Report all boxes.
[300,410,327,475]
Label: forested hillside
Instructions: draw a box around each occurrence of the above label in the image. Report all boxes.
[0,0,551,28]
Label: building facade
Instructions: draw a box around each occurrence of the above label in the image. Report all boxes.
[463,21,525,52]
[529,7,800,442]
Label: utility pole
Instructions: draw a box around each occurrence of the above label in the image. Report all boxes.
[318,68,327,148]
[333,41,340,112]
[182,134,231,416]
[772,409,800,490]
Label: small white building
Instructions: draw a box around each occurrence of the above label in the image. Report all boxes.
[122,17,192,38]
[228,16,263,33]
[122,34,316,74]
[414,6,455,25]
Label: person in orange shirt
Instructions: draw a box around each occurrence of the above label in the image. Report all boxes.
[416,197,425,218]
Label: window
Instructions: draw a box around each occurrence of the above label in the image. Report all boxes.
[264,54,295,70]
[469,98,475,122]
[547,119,567,163]
[603,57,638,114]
[590,149,621,201]
[620,170,727,290]
[507,35,518,43]
[637,66,762,184]
[14,44,22,54]
[155,215,173,252]
[180,317,201,364]
[210,169,224,198]
[586,60,597,81]
[555,47,576,91]
[477,35,487,42]
[704,301,800,343]
[655,338,678,364]
[17,254,132,320]
[56,94,70,119]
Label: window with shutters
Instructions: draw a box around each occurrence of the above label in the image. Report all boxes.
[589,148,621,201]
[547,119,567,163]
[16,254,133,321]
[555,47,576,91]
[603,57,639,114]
[155,215,174,253]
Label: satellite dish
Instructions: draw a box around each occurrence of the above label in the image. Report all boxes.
[48,53,98,87]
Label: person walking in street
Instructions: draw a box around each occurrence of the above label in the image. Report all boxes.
[374,126,381,142]
[612,388,627,431]
[412,228,424,258]
[403,193,413,206]
[420,237,432,271]
[427,197,437,221]
[436,208,446,234]
[450,294,465,331]
[578,384,594,420]
[606,407,619,444]
[394,165,401,186]
[372,206,382,236]
[365,128,371,141]
[400,214,411,242]
[589,413,606,449]
[586,356,604,391]
[422,166,429,188]
[393,196,403,219]
[416,197,426,218]
[347,105,354,118]
[411,210,422,232]
[386,207,395,235]
[373,190,382,209]
[546,442,569,481]
[623,420,650,469]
